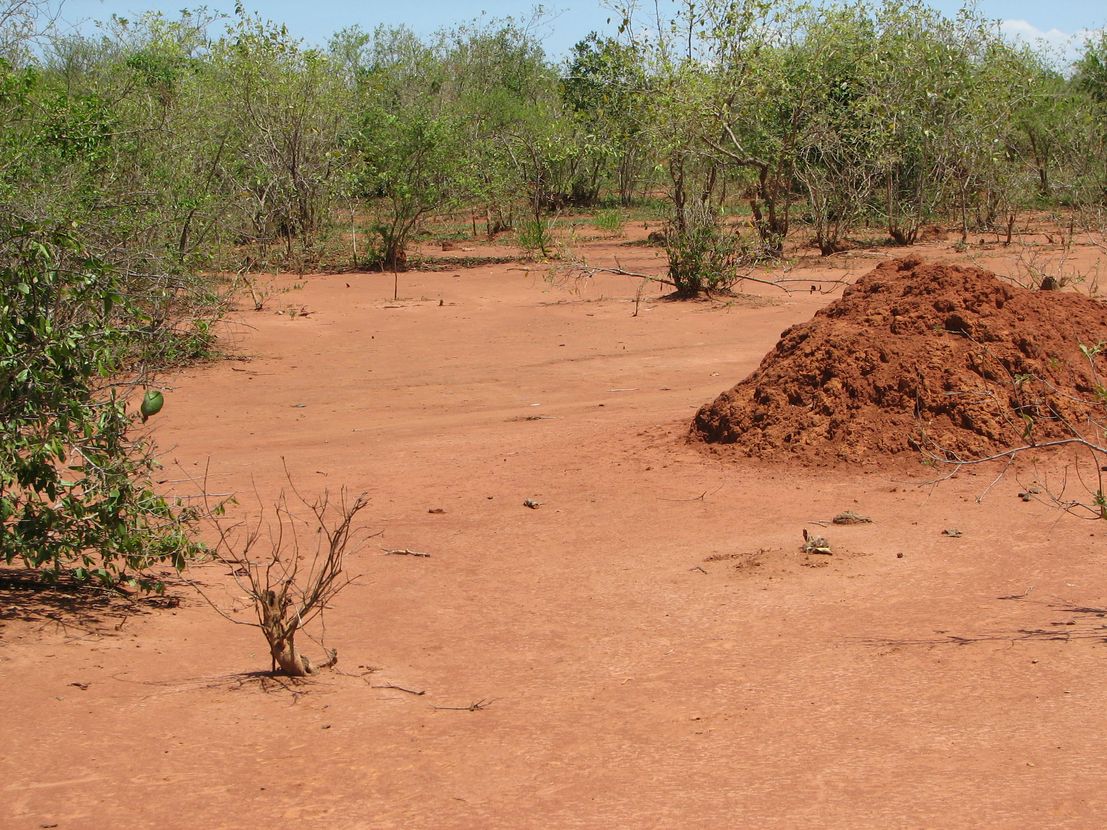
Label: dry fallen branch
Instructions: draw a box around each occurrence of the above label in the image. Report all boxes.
[433,698,495,712]
[929,436,1107,521]
[382,547,432,558]
[373,682,426,696]
[560,254,851,299]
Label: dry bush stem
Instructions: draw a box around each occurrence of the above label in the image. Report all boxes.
[192,462,374,677]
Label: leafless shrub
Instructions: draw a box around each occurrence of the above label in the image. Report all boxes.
[197,477,373,677]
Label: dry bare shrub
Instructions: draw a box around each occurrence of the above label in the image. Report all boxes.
[198,479,372,677]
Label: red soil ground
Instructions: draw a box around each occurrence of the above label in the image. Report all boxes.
[3,228,1107,829]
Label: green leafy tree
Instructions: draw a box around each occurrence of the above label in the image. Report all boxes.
[442,17,558,235]
[1076,31,1107,106]
[857,2,994,244]
[562,33,650,205]
[346,25,473,269]
[204,10,350,269]
[0,21,214,586]
[788,4,881,254]
[1075,31,1107,195]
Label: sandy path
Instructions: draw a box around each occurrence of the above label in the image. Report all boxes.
[3,241,1106,828]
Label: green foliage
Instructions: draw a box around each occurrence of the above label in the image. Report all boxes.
[1076,31,1107,106]
[6,0,1104,281]
[0,17,220,588]
[562,34,651,205]
[516,218,557,258]
[593,208,625,235]
[665,200,744,296]
[354,110,470,269]
[440,18,554,234]
[207,12,350,269]
[444,17,604,233]
[345,25,473,269]
[789,4,882,253]
[610,0,1107,262]
[0,226,201,588]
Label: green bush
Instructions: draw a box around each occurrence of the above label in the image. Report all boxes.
[516,218,557,258]
[0,226,201,589]
[593,208,624,235]
[665,201,744,296]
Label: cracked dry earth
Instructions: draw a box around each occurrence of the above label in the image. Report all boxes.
[4,233,1107,829]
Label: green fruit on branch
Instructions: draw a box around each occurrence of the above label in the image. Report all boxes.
[140,390,165,422]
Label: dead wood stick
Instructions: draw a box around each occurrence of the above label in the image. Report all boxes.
[382,548,432,558]
[433,698,494,712]
[657,481,726,502]
[373,682,426,696]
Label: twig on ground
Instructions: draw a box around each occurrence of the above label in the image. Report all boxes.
[382,548,432,558]
[373,683,426,696]
[433,698,495,712]
[976,455,1017,503]
[658,481,726,502]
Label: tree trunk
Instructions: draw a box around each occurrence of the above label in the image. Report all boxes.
[271,637,312,677]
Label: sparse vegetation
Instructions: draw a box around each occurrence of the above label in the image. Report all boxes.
[593,208,625,235]
[7,0,1107,587]
[8,3,1107,820]
[2,0,1107,643]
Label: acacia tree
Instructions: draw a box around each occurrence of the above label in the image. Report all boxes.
[951,41,1102,245]
[653,63,748,293]
[450,16,610,258]
[18,13,237,373]
[500,93,601,256]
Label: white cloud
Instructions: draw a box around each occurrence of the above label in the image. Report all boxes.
[1000,19,1103,66]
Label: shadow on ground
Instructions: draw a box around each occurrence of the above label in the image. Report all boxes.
[0,568,180,635]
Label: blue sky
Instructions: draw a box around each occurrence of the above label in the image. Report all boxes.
[55,1,1107,59]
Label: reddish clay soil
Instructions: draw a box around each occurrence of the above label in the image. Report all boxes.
[693,257,1107,464]
[4,228,1107,829]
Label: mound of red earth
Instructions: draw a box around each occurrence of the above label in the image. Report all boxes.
[693,258,1107,464]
